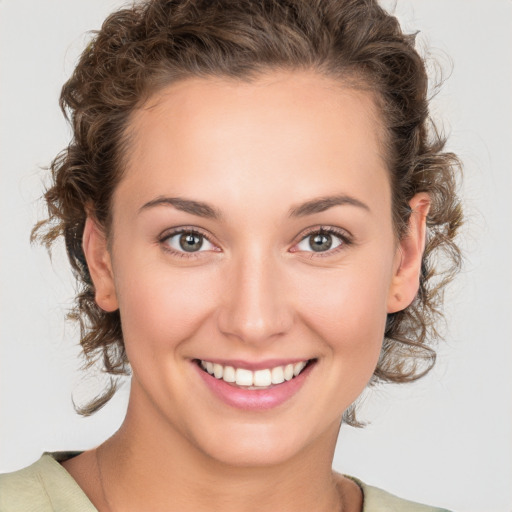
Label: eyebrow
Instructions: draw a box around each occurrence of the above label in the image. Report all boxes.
[139,193,370,220]
[289,194,370,217]
[139,196,222,220]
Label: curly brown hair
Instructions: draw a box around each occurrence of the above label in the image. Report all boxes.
[33,0,462,425]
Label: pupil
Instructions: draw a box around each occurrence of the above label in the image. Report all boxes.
[179,233,203,252]
[310,233,332,252]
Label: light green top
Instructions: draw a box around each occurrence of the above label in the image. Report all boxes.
[0,453,451,511]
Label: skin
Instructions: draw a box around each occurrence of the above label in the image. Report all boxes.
[63,70,430,512]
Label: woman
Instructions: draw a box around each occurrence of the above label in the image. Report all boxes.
[0,0,462,510]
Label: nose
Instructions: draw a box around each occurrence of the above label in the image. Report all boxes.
[216,246,294,345]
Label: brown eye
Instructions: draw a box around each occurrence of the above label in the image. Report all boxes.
[179,233,204,252]
[308,233,333,252]
[162,230,216,254]
[295,229,344,254]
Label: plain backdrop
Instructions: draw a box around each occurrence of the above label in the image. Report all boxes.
[0,1,511,511]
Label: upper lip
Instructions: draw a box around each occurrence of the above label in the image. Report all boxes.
[193,358,314,371]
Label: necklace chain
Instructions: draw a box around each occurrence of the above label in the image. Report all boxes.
[95,447,114,512]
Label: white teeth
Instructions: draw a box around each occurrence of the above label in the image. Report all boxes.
[293,361,307,377]
[223,365,236,383]
[213,363,223,379]
[235,368,254,386]
[253,369,272,387]
[199,359,310,388]
[271,366,285,384]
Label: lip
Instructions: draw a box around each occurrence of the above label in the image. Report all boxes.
[193,359,316,410]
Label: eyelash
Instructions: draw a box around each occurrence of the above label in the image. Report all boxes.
[158,225,353,259]
[292,226,353,258]
[159,226,216,259]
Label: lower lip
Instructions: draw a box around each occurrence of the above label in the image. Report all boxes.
[194,361,315,411]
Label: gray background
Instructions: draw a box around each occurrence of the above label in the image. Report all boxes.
[1,1,511,511]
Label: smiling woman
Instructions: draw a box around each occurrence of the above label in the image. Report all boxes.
[0,1,462,511]
[82,75,422,473]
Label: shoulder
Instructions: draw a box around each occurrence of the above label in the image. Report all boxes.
[351,477,452,512]
[0,453,96,512]
[0,455,55,512]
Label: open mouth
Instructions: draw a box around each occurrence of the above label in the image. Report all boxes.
[194,358,316,390]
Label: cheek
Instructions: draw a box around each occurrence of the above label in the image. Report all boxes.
[295,260,392,360]
[287,260,392,424]
[113,259,219,358]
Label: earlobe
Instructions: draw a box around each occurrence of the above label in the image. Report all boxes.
[387,192,431,314]
[82,217,119,312]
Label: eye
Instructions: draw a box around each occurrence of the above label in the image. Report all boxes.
[161,229,217,254]
[294,228,348,254]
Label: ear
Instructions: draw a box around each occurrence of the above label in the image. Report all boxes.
[387,192,431,314]
[82,217,119,312]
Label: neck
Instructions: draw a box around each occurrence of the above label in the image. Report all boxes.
[97,390,344,512]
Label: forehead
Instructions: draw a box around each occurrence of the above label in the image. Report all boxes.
[131,70,386,157]
[117,70,390,217]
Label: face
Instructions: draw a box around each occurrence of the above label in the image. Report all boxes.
[85,70,425,467]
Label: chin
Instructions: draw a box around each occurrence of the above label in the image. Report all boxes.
[205,444,302,468]
[188,417,337,469]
